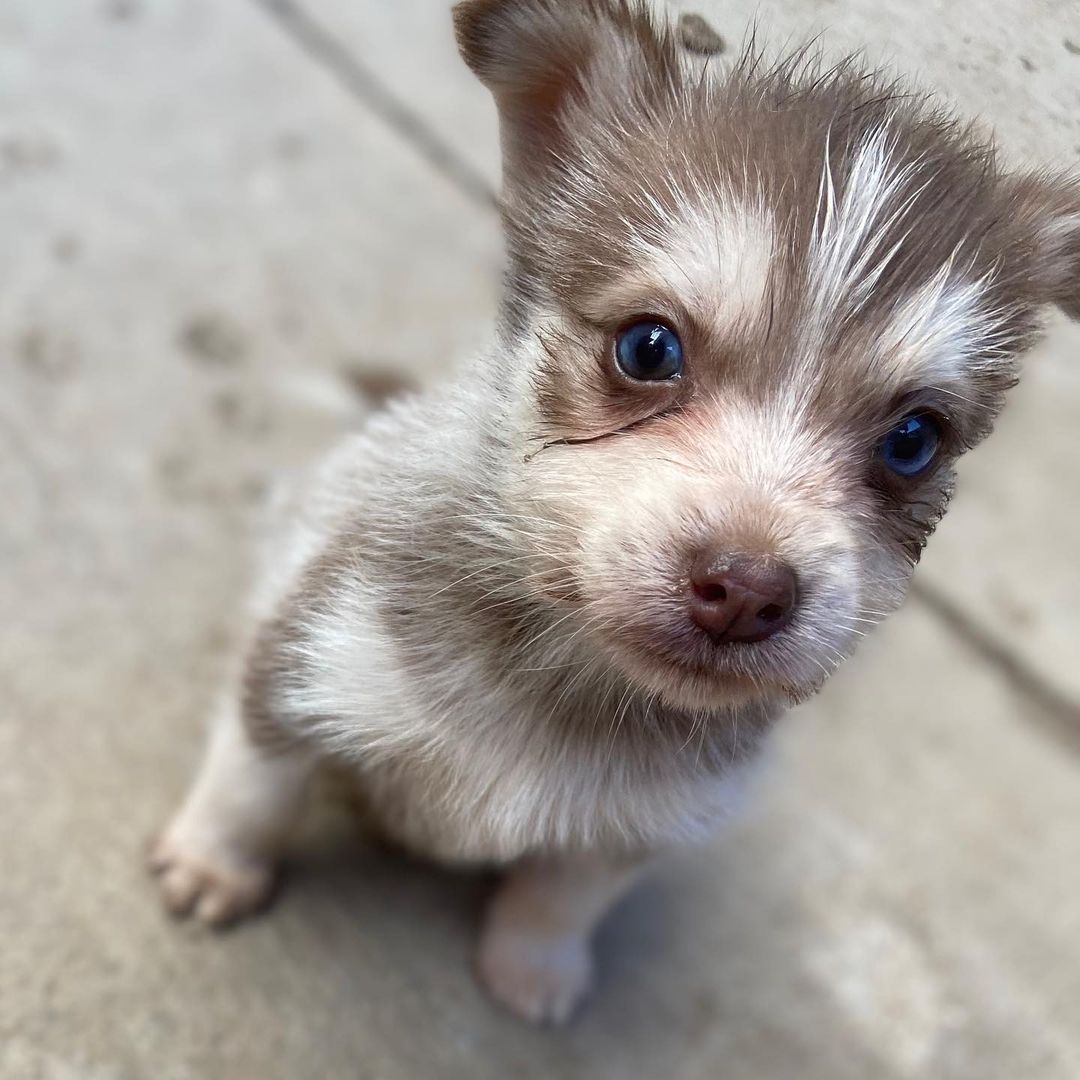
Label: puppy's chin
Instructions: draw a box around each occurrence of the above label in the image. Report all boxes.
[594,636,810,712]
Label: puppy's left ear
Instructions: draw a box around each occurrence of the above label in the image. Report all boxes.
[453,0,676,185]
[1006,171,1080,319]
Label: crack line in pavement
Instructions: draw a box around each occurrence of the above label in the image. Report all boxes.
[911,581,1080,754]
[252,0,498,211]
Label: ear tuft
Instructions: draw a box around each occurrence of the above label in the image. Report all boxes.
[453,0,510,82]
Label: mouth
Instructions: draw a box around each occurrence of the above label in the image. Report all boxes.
[589,604,849,711]
[597,627,797,708]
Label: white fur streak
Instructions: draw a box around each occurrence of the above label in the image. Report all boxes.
[810,123,930,327]
[880,263,1013,385]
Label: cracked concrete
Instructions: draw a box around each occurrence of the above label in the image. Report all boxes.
[2,1,1079,1077]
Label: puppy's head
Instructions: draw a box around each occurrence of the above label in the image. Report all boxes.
[455,0,1080,711]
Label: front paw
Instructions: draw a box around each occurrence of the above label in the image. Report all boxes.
[477,925,594,1025]
[148,826,274,927]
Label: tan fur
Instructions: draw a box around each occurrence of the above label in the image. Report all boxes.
[151,0,1080,1024]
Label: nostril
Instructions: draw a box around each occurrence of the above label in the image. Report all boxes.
[757,603,785,623]
[695,582,727,603]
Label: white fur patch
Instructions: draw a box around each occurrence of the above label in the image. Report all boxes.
[879,268,986,385]
[595,199,776,333]
[877,264,1017,388]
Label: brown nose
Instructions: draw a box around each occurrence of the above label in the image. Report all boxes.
[688,552,797,644]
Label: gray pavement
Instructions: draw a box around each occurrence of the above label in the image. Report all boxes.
[2,1,1079,1078]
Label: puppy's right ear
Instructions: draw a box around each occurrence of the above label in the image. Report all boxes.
[453,0,674,183]
[1004,171,1080,320]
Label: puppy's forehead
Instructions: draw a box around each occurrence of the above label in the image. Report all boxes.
[562,122,1020,420]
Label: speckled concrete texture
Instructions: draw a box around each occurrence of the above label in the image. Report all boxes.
[2,1,1079,1077]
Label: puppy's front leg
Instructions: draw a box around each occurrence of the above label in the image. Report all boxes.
[149,701,313,926]
[477,852,647,1024]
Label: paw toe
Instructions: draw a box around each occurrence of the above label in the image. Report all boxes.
[478,930,593,1025]
[149,834,272,927]
[157,861,203,916]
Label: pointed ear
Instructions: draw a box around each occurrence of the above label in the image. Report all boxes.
[1006,171,1080,319]
[453,0,675,183]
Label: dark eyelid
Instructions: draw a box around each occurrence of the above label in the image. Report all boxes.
[882,392,959,446]
[612,313,681,337]
[887,389,955,423]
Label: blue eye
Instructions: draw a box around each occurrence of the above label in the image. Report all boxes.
[880,414,941,477]
[615,321,683,381]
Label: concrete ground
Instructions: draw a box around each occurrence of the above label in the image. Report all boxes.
[2,1,1079,1077]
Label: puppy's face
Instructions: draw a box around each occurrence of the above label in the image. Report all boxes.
[456,0,1080,710]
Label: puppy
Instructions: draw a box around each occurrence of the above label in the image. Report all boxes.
[150,0,1080,1024]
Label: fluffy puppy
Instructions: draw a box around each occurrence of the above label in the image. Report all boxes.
[150,0,1080,1024]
